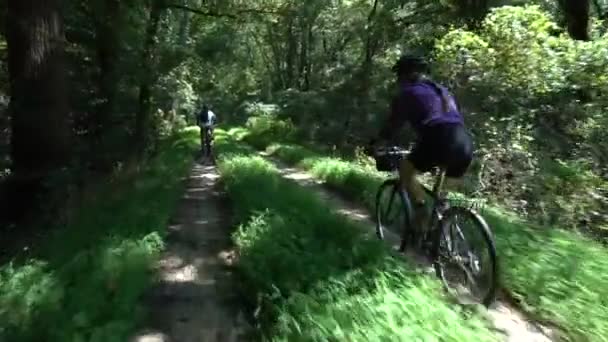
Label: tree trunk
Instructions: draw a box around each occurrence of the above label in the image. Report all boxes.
[297,18,308,90]
[92,0,120,170]
[344,0,379,141]
[177,0,191,46]
[453,0,489,28]
[6,0,70,177]
[265,23,286,90]
[135,0,163,155]
[304,24,313,90]
[561,0,591,41]
[285,15,296,89]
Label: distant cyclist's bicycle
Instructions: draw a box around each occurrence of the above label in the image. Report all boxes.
[372,146,497,306]
[201,125,215,158]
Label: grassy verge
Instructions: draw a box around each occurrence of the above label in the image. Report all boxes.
[0,128,199,341]
[214,128,499,341]
[243,130,608,341]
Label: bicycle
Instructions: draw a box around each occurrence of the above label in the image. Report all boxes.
[372,146,497,306]
[201,125,215,158]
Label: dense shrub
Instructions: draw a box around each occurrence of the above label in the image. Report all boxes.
[434,5,608,232]
[243,108,296,149]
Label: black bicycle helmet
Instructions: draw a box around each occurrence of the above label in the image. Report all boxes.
[392,54,429,74]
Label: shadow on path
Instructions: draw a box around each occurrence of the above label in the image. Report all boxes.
[262,152,556,342]
[132,160,247,342]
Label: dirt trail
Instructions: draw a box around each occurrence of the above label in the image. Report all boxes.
[262,152,557,342]
[131,159,247,342]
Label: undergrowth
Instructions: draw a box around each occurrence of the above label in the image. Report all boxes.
[214,128,498,341]
[0,128,199,341]
[242,129,608,342]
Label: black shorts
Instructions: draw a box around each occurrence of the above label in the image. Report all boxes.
[408,123,473,178]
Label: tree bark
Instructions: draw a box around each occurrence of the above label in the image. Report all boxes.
[297,18,308,90]
[176,0,191,46]
[344,0,379,139]
[92,0,121,170]
[6,0,70,177]
[135,0,163,155]
[561,0,591,41]
[304,23,313,90]
[285,15,296,89]
[453,0,489,28]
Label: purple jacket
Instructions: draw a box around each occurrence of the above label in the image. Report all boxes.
[380,80,464,140]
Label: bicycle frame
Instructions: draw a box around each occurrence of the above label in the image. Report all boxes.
[201,126,215,156]
[377,146,449,241]
[374,146,498,306]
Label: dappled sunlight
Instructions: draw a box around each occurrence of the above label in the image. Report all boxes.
[215,133,500,340]
[131,332,170,342]
[225,127,250,140]
[0,261,63,333]
[3,0,604,340]
[240,124,607,340]
[131,146,248,341]
[0,131,198,341]
[161,263,201,283]
[188,166,220,181]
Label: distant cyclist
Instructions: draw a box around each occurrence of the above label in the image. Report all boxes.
[372,54,474,229]
[196,104,217,155]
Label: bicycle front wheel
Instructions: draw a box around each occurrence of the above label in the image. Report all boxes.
[433,206,497,307]
[375,179,412,244]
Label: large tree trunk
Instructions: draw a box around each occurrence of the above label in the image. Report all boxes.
[135,0,163,156]
[453,0,489,28]
[561,0,591,41]
[176,0,191,46]
[6,0,70,177]
[92,0,121,170]
[343,0,379,142]
[297,18,308,90]
[285,15,297,89]
[3,0,70,224]
[265,23,286,90]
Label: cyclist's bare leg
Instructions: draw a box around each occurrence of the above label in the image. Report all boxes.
[207,128,212,156]
[199,126,205,151]
[399,159,432,232]
[399,159,426,204]
[445,177,465,194]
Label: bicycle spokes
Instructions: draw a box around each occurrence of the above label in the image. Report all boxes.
[380,190,401,231]
[437,214,494,304]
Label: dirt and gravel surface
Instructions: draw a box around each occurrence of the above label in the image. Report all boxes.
[132,151,558,342]
[262,152,557,342]
[131,158,247,342]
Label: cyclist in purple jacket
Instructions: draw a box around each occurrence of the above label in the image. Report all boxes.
[375,54,474,227]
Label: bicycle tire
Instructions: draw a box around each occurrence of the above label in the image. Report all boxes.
[375,179,413,246]
[432,206,497,307]
[204,128,213,157]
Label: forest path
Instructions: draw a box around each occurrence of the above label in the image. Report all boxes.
[260,151,558,342]
[131,157,247,342]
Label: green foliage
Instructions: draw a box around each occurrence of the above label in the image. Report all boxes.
[243,111,296,149]
[433,5,608,230]
[0,129,198,341]
[4,0,608,338]
[488,209,608,342]
[213,129,498,341]
[241,126,608,341]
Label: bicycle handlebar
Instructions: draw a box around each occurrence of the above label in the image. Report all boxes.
[372,146,409,156]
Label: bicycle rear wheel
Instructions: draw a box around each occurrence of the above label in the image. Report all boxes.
[204,128,213,157]
[375,179,412,247]
[433,206,497,307]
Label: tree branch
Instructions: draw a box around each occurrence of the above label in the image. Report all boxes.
[164,4,285,19]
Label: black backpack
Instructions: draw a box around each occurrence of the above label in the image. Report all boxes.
[198,109,209,123]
